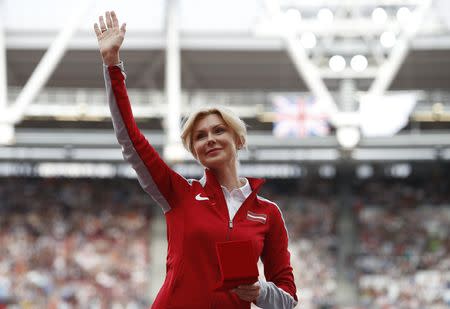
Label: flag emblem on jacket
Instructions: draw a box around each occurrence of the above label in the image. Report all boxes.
[247,211,267,224]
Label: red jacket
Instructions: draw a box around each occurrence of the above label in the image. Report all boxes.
[105,64,298,309]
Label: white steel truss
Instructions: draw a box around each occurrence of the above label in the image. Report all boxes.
[0,0,93,144]
[258,0,436,148]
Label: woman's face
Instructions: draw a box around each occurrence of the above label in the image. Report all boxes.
[192,113,240,169]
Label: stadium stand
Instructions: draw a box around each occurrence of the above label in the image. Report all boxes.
[355,178,450,308]
[0,178,153,308]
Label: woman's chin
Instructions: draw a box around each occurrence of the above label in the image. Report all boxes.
[201,156,226,169]
[202,160,222,170]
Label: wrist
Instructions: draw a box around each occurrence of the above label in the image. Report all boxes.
[256,279,267,303]
[102,51,121,67]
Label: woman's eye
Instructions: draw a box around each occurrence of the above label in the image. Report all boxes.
[215,127,225,134]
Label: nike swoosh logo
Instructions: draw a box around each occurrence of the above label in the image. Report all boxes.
[195,193,209,201]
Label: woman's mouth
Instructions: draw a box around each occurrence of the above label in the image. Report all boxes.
[206,148,221,156]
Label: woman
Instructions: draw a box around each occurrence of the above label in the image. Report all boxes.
[94,11,298,309]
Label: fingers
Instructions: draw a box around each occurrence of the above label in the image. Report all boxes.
[236,285,259,291]
[120,23,127,35]
[99,15,107,32]
[232,290,258,302]
[231,284,260,302]
[111,11,119,28]
[93,23,102,37]
[232,289,258,297]
[95,11,124,38]
[105,11,113,29]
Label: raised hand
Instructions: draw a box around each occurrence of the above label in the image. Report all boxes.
[94,11,126,66]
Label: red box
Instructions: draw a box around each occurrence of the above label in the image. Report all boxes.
[214,240,259,291]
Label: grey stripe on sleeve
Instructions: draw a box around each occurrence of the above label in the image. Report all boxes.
[103,63,171,213]
[256,279,298,309]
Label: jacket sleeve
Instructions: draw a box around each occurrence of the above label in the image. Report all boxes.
[256,205,298,308]
[104,62,190,213]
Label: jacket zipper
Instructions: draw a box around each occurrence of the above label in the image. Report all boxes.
[212,220,232,309]
[226,219,233,240]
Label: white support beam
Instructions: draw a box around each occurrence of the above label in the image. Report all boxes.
[163,0,186,162]
[321,67,378,79]
[263,0,338,117]
[283,36,338,114]
[279,0,422,7]
[368,0,433,97]
[0,0,14,144]
[6,0,93,125]
[254,17,445,38]
[0,0,7,111]
[256,19,399,37]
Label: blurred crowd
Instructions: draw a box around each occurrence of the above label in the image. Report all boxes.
[1,175,450,309]
[355,180,450,309]
[264,179,339,309]
[0,178,153,309]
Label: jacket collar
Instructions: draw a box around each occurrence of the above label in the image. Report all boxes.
[200,168,265,197]
[200,169,267,221]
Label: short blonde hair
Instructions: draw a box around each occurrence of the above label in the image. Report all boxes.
[181,106,247,157]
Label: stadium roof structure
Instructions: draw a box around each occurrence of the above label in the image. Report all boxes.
[1,0,450,168]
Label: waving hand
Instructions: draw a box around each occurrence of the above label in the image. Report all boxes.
[94,11,126,66]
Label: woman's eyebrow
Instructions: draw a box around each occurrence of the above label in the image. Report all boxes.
[213,124,226,129]
[194,124,226,133]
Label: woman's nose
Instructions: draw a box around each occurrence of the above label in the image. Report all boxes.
[206,132,216,144]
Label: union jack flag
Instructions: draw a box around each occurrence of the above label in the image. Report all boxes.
[272,95,331,138]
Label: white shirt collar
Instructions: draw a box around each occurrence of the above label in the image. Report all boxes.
[221,178,252,221]
[221,177,252,202]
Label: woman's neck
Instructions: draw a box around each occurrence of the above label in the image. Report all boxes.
[210,164,242,191]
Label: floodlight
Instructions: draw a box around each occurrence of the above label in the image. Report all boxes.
[356,164,374,179]
[329,55,346,72]
[318,8,334,24]
[396,7,411,24]
[300,32,317,49]
[0,124,14,145]
[350,55,368,72]
[285,8,302,23]
[337,126,360,149]
[319,164,336,178]
[389,163,411,178]
[372,7,387,24]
